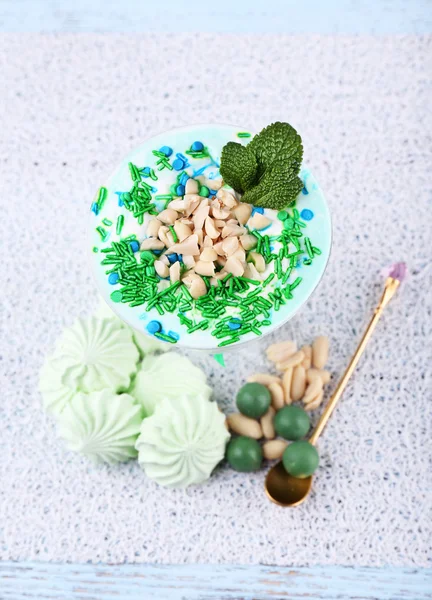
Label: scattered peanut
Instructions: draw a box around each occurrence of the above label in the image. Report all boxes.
[247,374,282,386]
[260,407,276,439]
[307,368,331,385]
[312,336,329,369]
[304,390,324,412]
[301,345,312,369]
[291,365,306,402]
[269,382,285,410]
[276,350,305,371]
[227,413,262,439]
[262,439,288,460]
[282,368,293,405]
[302,377,323,405]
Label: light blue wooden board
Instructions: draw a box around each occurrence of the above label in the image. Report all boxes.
[1,562,431,599]
[0,0,431,33]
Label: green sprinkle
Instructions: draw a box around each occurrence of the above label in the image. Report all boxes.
[237,132,252,138]
[92,246,98,253]
[96,226,108,241]
[128,162,140,181]
[110,290,122,303]
[116,214,124,235]
[97,187,108,210]
[312,246,322,256]
[277,210,288,221]
[218,336,241,347]
[153,332,178,344]
[102,218,112,226]
[282,267,292,285]
[304,237,314,259]
[263,273,275,287]
[199,186,210,197]
[155,195,173,200]
[169,225,178,243]
[290,276,302,291]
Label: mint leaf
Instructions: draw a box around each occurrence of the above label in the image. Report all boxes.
[220,142,258,193]
[248,121,303,178]
[242,165,303,210]
[219,122,304,210]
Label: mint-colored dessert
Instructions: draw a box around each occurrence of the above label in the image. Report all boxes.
[57,390,143,464]
[131,352,211,417]
[39,317,140,415]
[135,394,230,487]
[90,123,331,350]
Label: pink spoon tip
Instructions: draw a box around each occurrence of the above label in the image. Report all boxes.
[388,262,407,282]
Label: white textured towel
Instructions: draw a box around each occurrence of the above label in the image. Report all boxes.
[1,34,431,567]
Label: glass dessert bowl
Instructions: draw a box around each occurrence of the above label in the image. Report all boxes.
[90,123,331,351]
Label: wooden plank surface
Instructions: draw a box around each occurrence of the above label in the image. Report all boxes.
[0,0,431,33]
[1,561,431,600]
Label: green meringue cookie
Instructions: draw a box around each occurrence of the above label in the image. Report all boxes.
[58,390,143,464]
[95,298,169,357]
[39,358,77,416]
[130,352,212,417]
[136,394,230,487]
[40,317,139,415]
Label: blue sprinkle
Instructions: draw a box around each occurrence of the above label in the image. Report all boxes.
[141,166,151,177]
[147,320,162,334]
[151,186,158,193]
[115,191,124,206]
[153,249,162,255]
[172,158,185,171]
[176,153,188,161]
[130,240,140,253]
[179,172,190,186]
[159,146,173,157]
[300,208,314,221]
[252,206,264,215]
[302,186,309,195]
[176,184,185,196]
[270,245,274,252]
[91,202,99,215]
[167,253,178,264]
[177,254,183,262]
[228,321,241,331]
[191,141,204,151]
[168,330,180,341]
[108,272,119,285]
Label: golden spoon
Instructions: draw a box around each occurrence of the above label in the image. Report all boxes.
[265,264,406,507]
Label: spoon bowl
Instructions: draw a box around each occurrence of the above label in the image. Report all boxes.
[265,462,312,506]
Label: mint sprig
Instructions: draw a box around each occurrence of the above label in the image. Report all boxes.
[220,122,304,210]
[242,165,303,210]
[220,142,258,193]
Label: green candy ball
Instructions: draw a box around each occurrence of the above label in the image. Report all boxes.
[282,441,319,478]
[274,405,310,441]
[226,436,263,472]
[236,382,271,419]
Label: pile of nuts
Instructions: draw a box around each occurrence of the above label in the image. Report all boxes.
[227,336,330,461]
[140,177,270,298]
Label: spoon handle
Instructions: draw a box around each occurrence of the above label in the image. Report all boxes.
[308,276,401,446]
